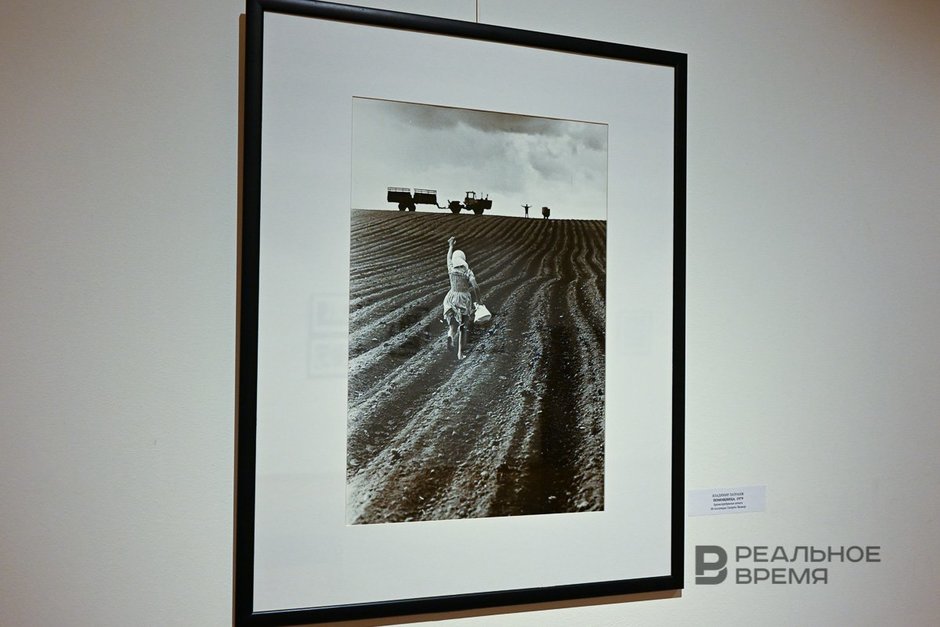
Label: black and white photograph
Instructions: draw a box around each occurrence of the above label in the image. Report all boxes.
[239,3,684,621]
[346,98,608,524]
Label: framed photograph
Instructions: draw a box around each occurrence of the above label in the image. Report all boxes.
[236,1,686,624]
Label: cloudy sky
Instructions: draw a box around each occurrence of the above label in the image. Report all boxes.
[350,98,607,220]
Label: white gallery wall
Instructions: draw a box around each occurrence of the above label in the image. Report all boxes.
[2,1,938,625]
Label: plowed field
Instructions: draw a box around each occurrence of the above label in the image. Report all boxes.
[347,209,606,524]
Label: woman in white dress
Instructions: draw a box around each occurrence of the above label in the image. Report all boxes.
[442,236,479,359]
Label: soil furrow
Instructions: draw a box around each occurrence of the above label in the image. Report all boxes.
[345,210,606,524]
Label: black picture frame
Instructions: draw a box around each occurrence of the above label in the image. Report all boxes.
[236,1,686,624]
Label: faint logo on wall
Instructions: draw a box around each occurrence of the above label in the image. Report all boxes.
[307,293,347,378]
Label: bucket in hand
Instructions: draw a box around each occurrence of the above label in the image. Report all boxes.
[473,303,492,323]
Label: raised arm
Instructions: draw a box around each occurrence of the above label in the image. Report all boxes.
[446,236,455,271]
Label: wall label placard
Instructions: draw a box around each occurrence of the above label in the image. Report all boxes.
[688,486,766,516]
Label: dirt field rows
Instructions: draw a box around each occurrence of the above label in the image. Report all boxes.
[347,209,606,524]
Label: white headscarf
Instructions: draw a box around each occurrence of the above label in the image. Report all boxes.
[452,249,467,268]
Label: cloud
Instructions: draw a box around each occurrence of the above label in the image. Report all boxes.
[381,98,606,147]
[352,98,608,218]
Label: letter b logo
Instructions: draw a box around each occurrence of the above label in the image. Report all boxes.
[696,546,728,584]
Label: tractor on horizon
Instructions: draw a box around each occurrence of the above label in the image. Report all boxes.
[387,187,493,215]
[446,191,492,215]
